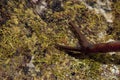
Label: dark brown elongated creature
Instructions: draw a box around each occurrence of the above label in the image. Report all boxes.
[56,21,120,54]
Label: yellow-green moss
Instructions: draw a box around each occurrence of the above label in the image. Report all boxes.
[112,1,120,39]
[0,0,120,79]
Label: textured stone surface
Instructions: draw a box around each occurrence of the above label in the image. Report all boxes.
[0,0,120,79]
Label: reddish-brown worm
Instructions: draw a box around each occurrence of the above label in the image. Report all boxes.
[56,22,120,54]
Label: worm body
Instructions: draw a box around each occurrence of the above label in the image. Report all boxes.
[88,42,120,53]
[56,22,120,54]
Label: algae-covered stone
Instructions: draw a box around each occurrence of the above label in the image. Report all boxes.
[0,0,120,80]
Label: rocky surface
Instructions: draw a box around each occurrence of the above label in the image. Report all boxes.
[0,0,120,79]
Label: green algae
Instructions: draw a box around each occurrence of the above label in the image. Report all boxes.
[0,0,120,79]
[112,1,120,40]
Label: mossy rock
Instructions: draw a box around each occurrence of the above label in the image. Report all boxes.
[0,0,120,79]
